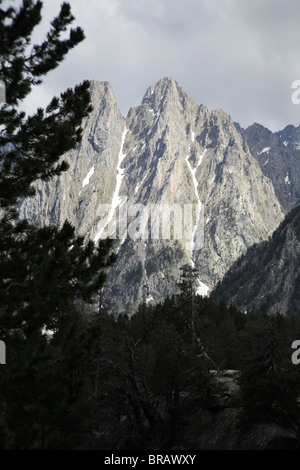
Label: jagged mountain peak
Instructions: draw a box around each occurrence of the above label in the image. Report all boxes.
[89,80,115,100]
[18,78,285,315]
[242,122,273,141]
[279,123,298,134]
[275,124,300,151]
[139,76,197,117]
[144,76,182,98]
[128,77,236,145]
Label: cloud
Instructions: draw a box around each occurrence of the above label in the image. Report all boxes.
[19,0,300,131]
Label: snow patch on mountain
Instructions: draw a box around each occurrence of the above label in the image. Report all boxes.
[258,147,270,155]
[196,279,209,297]
[185,149,206,253]
[94,127,128,243]
[285,173,290,184]
[82,166,94,187]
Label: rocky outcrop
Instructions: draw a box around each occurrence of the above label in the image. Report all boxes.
[18,78,284,314]
[178,370,299,450]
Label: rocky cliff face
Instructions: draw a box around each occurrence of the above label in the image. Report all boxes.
[235,122,300,212]
[211,206,300,316]
[18,78,284,314]
[18,81,125,236]
[276,124,300,151]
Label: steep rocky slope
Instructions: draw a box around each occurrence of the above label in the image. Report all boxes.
[211,206,300,316]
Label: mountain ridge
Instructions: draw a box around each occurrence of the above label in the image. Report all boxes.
[18,77,285,314]
[235,121,300,212]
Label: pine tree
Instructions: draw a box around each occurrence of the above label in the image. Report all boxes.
[177,263,199,345]
[0,1,116,449]
[239,314,300,427]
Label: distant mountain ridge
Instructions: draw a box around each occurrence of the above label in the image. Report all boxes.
[18,77,284,314]
[234,122,300,212]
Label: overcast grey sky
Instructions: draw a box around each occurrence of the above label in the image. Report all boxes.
[21,0,300,131]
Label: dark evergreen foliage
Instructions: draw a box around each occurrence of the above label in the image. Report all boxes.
[238,314,300,427]
[85,290,300,450]
[0,1,115,449]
